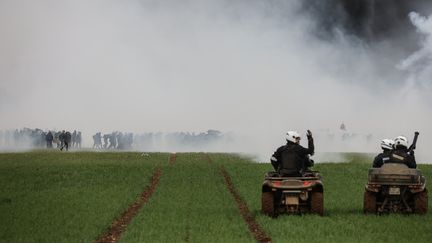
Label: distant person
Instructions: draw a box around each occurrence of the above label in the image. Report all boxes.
[270,130,315,176]
[45,131,54,148]
[76,132,82,148]
[54,131,61,148]
[108,132,117,149]
[59,130,66,149]
[93,132,102,149]
[372,139,394,168]
[103,134,109,148]
[72,130,77,148]
[387,136,416,168]
[61,131,71,151]
[117,132,124,149]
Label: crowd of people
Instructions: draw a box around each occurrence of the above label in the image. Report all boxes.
[92,132,134,150]
[0,128,226,151]
[133,130,224,151]
[0,128,82,151]
[46,130,82,151]
[90,129,224,151]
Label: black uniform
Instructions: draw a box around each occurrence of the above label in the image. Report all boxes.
[372,149,392,168]
[59,131,66,148]
[271,137,314,176]
[45,132,54,148]
[61,131,72,151]
[387,147,416,168]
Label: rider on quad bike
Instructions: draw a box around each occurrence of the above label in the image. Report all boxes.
[364,132,427,214]
[270,130,314,176]
[262,130,324,216]
[372,139,394,168]
[388,136,416,168]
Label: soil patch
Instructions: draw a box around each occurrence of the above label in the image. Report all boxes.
[95,166,162,243]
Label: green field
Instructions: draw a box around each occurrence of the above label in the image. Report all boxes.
[0,152,431,242]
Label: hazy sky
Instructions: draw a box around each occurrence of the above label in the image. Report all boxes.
[0,0,431,161]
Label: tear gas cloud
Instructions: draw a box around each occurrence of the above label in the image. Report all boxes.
[0,0,431,162]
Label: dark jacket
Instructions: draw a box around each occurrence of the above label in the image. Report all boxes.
[271,138,314,176]
[59,132,65,142]
[45,132,54,142]
[65,132,72,143]
[372,149,392,168]
[387,147,416,168]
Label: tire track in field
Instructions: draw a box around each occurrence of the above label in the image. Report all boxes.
[204,153,213,164]
[184,206,191,243]
[205,154,272,243]
[168,153,192,242]
[169,153,177,165]
[95,166,162,243]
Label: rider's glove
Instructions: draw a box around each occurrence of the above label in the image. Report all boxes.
[306,130,313,140]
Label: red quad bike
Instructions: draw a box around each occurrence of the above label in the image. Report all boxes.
[364,163,427,214]
[261,171,324,216]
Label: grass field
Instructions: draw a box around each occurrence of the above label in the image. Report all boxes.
[0,151,431,242]
[0,152,167,242]
[213,153,432,242]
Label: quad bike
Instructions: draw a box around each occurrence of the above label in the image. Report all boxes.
[364,132,428,214]
[261,171,324,216]
[364,163,428,214]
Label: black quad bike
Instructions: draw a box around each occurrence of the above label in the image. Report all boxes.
[364,132,428,214]
[261,171,324,216]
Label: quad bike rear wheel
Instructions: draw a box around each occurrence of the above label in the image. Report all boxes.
[261,192,275,216]
[414,189,428,214]
[310,192,324,216]
[364,191,376,214]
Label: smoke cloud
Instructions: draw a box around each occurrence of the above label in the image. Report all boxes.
[0,0,431,162]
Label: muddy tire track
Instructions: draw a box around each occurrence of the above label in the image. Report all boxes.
[169,153,177,165]
[95,166,162,243]
[205,154,271,243]
[184,211,191,243]
[168,153,191,242]
[203,153,212,164]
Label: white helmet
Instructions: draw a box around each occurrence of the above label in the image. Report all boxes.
[380,139,394,150]
[394,136,408,148]
[286,131,301,143]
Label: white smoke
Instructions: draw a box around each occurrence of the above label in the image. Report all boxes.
[0,1,431,163]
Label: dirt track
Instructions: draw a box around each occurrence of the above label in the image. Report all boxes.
[204,154,272,243]
[96,154,270,242]
[95,166,162,243]
[169,153,177,165]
